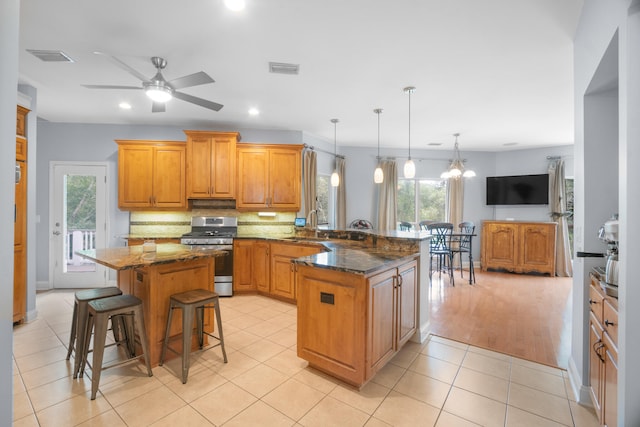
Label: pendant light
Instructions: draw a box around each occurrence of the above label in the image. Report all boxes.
[440,133,476,179]
[403,86,416,179]
[330,118,340,187]
[373,108,384,183]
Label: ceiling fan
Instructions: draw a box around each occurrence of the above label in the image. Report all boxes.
[83,52,223,113]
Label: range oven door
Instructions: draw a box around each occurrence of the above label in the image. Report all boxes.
[191,244,234,296]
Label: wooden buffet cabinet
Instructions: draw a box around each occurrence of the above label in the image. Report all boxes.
[236,144,302,211]
[14,105,29,323]
[296,258,418,388]
[588,274,618,427]
[185,130,238,199]
[233,239,323,302]
[116,140,186,209]
[481,220,557,276]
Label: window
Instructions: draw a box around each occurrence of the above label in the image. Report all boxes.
[316,174,330,228]
[397,178,447,228]
[565,177,574,257]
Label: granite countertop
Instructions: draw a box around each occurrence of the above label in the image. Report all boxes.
[238,230,425,275]
[76,243,227,270]
[293,246,419,275]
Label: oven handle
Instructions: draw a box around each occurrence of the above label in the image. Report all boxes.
[189,245,233,251]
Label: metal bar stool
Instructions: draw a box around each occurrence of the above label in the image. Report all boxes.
[81,294,153,400]
[159,289,228,383]
[66,287,123,379]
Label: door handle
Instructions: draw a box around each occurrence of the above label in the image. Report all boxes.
[52,231,61,236]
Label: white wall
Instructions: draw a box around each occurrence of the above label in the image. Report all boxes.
[1,2,19,424]
[572,1,640,424]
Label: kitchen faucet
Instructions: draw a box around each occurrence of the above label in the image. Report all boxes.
[306,209,318,237]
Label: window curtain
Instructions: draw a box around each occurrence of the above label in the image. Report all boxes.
[377,160,398,231]
[336,157,347,229]
[549,159,573,277]
[303,150,317,228]
[446,177,463,229]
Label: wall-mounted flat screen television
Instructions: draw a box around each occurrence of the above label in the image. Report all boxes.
[486,174,549,205]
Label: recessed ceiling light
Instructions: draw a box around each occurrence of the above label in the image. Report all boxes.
[503,142,518,146]
[248,107,259,116]
[428,142,442,146]
[225,0,245,11]
[119,102,132,110]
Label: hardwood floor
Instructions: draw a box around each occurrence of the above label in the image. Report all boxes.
[428,269,572,369]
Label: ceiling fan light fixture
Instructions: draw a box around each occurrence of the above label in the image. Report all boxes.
[145,84,172,103]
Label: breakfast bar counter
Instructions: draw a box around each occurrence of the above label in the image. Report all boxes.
[77,244,227,366]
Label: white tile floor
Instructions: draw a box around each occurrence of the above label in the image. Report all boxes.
[13,290,599,426]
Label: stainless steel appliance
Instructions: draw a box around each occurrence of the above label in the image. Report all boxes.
[181,216,237,296]
[577,214,619,297]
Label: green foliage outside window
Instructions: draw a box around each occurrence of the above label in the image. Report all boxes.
[65,175,96,230]
[397,179,447,227]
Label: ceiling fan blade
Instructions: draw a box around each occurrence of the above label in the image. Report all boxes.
[173,91,223,111]
[152,102,166,113]
[82,84,141,90]
[94,52,149,82]
[169,71,214,90]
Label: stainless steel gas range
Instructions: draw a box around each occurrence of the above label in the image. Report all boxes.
[180,216,237,296]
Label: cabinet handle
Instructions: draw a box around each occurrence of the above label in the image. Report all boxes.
[588,299,598,305]
[397,274,403,287]
[593,340,605,362]
[605,319,616,327]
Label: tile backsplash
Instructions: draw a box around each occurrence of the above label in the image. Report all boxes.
[129,210,299,237]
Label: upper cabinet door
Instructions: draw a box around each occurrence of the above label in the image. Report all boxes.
[269,148,301,209]
[237,147,269,208]
[185,131,238,199]
[117,140,186,210]
[236,144,302,211]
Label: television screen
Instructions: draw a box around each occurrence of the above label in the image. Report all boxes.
[486,174,549,205]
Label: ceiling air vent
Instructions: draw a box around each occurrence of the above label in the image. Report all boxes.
[26,49,75,62]
[269,62,299,75]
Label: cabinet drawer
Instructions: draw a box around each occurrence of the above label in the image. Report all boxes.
[603,299,618,346]
[589,284,604,324]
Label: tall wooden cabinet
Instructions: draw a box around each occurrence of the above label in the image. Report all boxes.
[184,130,238,199]
[481,221,557,276]
[588,275,618,426]
[116,140,186,210]
[236,144,302,211]
[14,105,29,323]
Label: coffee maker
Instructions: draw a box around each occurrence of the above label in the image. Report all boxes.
[599,214,619,287]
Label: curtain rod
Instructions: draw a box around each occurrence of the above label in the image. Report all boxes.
[547,155,573,160]
[304,144,345,159]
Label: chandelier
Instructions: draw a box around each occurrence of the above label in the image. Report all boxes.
[373,108,383,183]
[441,133,476,179]
[403,86,416,179]
[330,119,340,187]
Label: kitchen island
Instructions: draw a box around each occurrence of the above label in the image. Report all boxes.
[77,244,227,367]
[287,229,430,388]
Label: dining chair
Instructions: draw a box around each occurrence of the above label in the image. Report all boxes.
[426,222,454,285]
[418,220,435,231]
[399,221,413,231]
[450,221,475,280]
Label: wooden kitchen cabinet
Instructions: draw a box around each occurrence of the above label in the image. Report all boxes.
[588,275,618,426]
[297,257,418,387]
[481,221,557,275]
[232,239,322,301]
[236,144,303,211]
[233,239,256,292]
[185,130,238,199]
[368,259,418,373]
[269,242,321,301]
[116,140,186,210]
[14,105,29,323]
